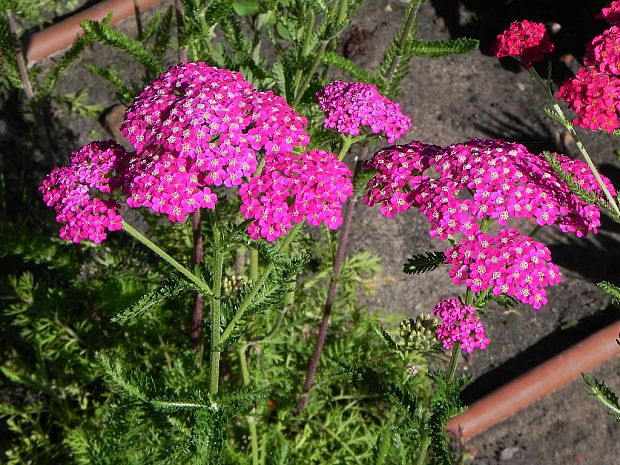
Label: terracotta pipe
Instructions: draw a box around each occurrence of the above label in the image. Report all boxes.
[447,319,620,441]
[25,0,163,64]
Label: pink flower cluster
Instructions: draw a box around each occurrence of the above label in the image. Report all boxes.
[239,150,353,241]
[445,229,562,309]
[119,62,310,222]
[316,81,411,143]
[492,20,554,68]
[598,1,620,25]
[433,298,489,353]
[557,68,620,133]
[557,4,620,133]
[364,139,611,239]
[42,63,357,243]
[585,26,620,76]
[39,141,128,243]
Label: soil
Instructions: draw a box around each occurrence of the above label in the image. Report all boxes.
[2,0,619,464]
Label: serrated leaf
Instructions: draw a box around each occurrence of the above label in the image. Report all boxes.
[598,281,620,308]
[409,38,479,57]
[583,373,620,421]
[403,251,445,275]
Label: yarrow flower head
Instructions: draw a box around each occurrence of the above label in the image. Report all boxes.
[363,139,612,239]
[119,62,310,220]
[598,1,620,25]
[445,229,562,309]
[316,81,411,143]
[432,298,489,353]
[584,26,620,76]
[39,141,129,243]
[492,20,554,68]
[239,149,353,241]
[557,68,620,133]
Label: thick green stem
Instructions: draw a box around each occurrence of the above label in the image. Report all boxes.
[220,222,303,345]
[239,345,259,465]
[122,221,211,294]
[292,39,329,106]
[384,0,423,80]
[528,67,620,218]
[292,10,316,96]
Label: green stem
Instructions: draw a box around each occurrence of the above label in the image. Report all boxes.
[375,410,395,465]
[415,436,432,465]
[122,221,211,294]
[292,39,329,106]
[292,10,316,96]
[338,135,364,161]
[250,249,259,282]
[528,224,542,237]
[219,222,303,345]
[209,218,224,396]
[239,345,259,465]
[446,342,460,382]
[385,0,423,81]
[528,67,620,218]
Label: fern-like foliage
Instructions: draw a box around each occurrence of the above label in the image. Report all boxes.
[80,16,162,79]
[428,371,470,465]
[403,251,445,275]
[321,51,379,84]
[84,64,135,104]
[582,373,620,421]
[112,274,199,324]
[598,281,620,308]
[409,38,479,57]
[541,151,620,221]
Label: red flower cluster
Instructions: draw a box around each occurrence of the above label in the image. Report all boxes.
[492,20,554,68]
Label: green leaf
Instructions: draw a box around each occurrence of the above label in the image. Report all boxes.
[583,373,620,421]
[409,38,479,57]
[598,281,620,308]
[403,252,445,275]
[233,0,259,16]
[321,51,379,85]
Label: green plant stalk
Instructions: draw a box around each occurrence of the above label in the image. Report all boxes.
[375,410,396,465]
[239,345,260,465]
[250,249,259,282]
[292,39,329,106]
[292,10,316,96]
[446,342,460,382]
[209,210,224,395]
[528,67,620,218]
[384,0,423,79]
[122,220,212,294]
[219,221,303,345]
[415,435,432,465]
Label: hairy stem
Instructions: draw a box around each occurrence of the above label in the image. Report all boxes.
[191,210,205,353]
[446,342,461,382]
[528,67,620,218]
[415,436,432,465]
[292,39,329,106]
[384,0,423,79]
[376,410,396,465]
[250,249,259,282]
[122,220,212,294]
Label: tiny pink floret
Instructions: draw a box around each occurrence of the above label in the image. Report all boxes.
[492,20,554,68]
[433,298,489,352]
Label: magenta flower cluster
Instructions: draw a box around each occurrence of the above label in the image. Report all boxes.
[445,229,561,309]
[239,150,353,241]
[585,26,620,77]
[316,81,411,143]
[119,62,310,224]
[433,298,490,353]
[39,141,128,243]
[597,0,620,25]
[557,3,620,133]
[41,63,359,243]
[491,20,554,68]
[364,139,612,239]
[557,68,620,133]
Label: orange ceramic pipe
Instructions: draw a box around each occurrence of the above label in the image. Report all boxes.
[447,319,620,440]
[25,0,163,63]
